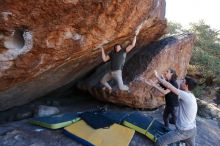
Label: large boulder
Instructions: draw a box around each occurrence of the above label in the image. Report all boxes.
[0,0,166,111]
[78,34,195,108]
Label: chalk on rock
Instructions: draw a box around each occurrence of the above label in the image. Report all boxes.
[36,105,59,117]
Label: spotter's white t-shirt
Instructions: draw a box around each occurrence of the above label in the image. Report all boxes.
[176,90,197,130]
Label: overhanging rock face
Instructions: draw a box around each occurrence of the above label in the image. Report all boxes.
[0,0,166,111]
[78,34,195,109]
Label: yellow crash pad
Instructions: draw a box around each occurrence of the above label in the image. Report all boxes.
[64,120,135,146]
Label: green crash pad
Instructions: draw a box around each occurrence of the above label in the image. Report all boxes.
[29,113,80,129]
[123,112,154,135]
[123,112,177,146]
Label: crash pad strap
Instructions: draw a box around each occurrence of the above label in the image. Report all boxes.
[80,111,114,129]
[101,112,131,124]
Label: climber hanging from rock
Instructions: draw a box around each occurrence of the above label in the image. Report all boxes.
[99,23,144,91]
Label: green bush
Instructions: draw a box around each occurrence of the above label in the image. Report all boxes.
[168,21,220,81]
[193,85,206,98]
[190,47,220,77]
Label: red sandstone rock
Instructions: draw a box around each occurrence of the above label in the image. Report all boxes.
[78,34,195,108]
[0,0,166,110]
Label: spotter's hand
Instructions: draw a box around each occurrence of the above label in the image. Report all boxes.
[154,70,160,79]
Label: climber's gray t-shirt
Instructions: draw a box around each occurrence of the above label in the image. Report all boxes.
[109,49,126,71]
[176,90,197,130]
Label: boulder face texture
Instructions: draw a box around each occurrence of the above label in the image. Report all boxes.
[78,34,195,109]
[0,0,166,111]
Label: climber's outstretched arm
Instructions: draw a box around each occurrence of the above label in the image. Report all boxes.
[101,47,110,62]
[126,23,143,53]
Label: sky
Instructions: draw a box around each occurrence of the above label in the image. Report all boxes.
[166,0,220,30]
